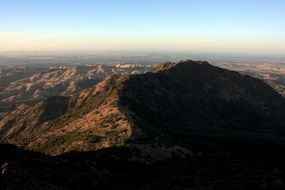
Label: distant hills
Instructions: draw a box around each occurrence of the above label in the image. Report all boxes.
[0,64,152,113]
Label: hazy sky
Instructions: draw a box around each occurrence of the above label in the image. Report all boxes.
[0,0,284,56]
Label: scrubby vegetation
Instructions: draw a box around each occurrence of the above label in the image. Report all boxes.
[35,132,102,155]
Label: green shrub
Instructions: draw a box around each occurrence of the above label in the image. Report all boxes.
[35,132,102,154]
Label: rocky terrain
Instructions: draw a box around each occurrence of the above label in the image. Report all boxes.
[0,64,153,113]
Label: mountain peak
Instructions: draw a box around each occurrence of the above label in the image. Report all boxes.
[154,59,210,72]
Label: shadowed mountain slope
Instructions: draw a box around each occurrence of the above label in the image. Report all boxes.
[119,60,285,150]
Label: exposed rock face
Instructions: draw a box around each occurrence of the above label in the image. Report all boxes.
[1,60,285,155]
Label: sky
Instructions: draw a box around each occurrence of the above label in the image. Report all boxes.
[0,0,284,56]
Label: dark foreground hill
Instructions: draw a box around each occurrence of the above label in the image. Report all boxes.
[1,144,285,190]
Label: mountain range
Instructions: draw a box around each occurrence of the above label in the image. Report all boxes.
[1,60,285,154]
[1,60,285,189]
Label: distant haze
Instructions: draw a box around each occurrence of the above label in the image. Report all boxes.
[0,0,284,56]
